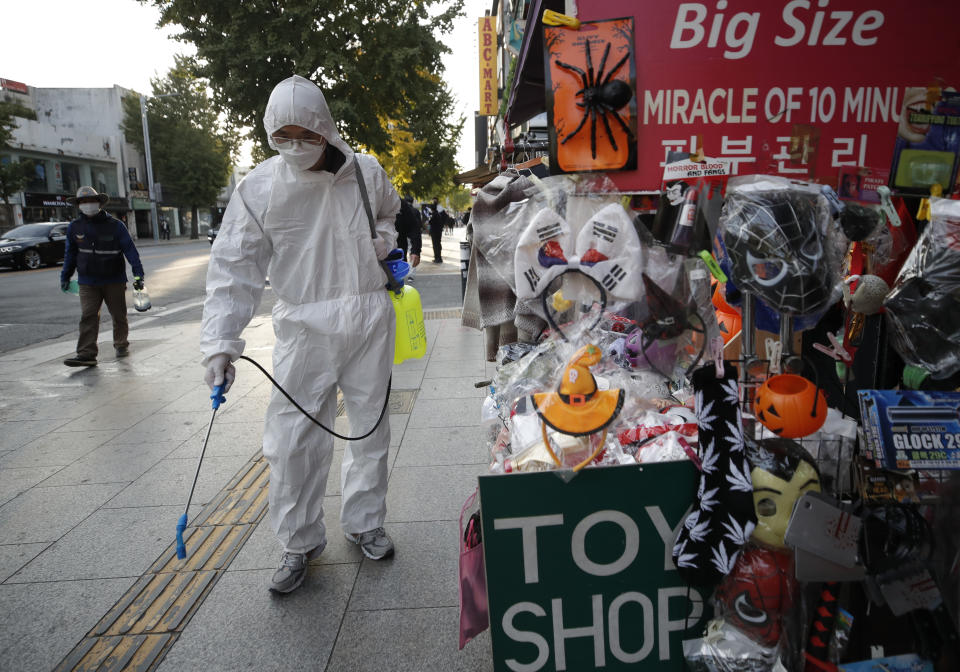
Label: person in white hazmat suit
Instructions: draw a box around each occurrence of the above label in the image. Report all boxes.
[200,75,400,594]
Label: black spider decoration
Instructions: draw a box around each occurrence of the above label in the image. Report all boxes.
[555,39,634,160]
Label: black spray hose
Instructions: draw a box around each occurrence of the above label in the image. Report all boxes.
[237,355,391,441]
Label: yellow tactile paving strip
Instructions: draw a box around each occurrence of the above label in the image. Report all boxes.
[53,455,269,672]
[53,371,428,672]
[54,384,418,672]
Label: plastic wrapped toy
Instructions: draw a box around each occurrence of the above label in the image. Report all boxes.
[531,344,624,470]
[884,198,960,378]
[714,546,796,646]
[719,176,846,317]
[683,618,782,672]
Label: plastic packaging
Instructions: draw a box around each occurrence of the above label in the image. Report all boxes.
[62,279,79,295]
[713,546,796,646]
[884,198,960,378]
[828,608,853,664]
[473,172,623,297]
[839,202,884,242]
[718,176,845,317]
[133,287,151,312]
[683,619,783,672]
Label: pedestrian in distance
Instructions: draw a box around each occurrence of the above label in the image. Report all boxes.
[160,219,170,240]
[428,196,445,263]
[394,195,422,268]
[201,75,400,595]
[60,186,145,366]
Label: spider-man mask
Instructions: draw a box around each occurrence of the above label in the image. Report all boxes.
[714,546,795,645]
[723,190,837,316]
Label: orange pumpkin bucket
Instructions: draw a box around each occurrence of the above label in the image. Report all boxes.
[754,374,827,438]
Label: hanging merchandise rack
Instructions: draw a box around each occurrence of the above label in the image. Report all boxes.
[459,3,960,671]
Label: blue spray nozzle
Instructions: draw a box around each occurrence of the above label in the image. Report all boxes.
[385,258,411,283]
[210,384,226,410]
[176,513,188,559]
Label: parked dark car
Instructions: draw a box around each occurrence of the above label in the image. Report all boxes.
[0,222,68,270]
[207,227,219,245]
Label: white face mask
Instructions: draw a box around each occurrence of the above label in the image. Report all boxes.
[277,139,327,171]
[79,203,101,216]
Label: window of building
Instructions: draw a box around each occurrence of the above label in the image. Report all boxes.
[61,162,81,195]
[20,158,47,192]
[92,166,117,195]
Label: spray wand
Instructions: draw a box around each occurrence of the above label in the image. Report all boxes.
[176,384,226,560]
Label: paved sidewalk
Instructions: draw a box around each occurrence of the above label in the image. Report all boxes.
[0,282,494,669]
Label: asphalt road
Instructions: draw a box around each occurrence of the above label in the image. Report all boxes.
[0,239,464,354]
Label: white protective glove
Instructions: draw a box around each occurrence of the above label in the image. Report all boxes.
[372,235,390,260]
[204,353,236,392]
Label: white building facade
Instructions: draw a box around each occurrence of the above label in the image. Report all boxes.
[0,78,158,238]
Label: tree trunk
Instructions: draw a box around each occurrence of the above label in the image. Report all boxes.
[191,205,199,239]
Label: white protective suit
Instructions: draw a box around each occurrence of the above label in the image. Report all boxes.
[200,75,400,554]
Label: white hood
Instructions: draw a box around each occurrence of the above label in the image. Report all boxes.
[263,75,353,161]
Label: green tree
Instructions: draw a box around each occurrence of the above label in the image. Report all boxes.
[373,119,426,194]
[444,185,473,214]
[121,56,234,238]
[144,0,463,197]
[0,101,37,227]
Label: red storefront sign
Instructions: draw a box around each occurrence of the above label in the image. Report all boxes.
[573,1,960,191]
[0,78,29,94]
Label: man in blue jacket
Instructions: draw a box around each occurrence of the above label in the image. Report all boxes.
[60,186,145,367]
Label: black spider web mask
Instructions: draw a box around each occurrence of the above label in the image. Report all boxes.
[721,190,841,316]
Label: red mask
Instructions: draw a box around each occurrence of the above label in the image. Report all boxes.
[714,546,795,645]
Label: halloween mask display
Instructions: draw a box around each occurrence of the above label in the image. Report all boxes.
[746,438,821,549]
[469,151,960,668]
[714,546,795,646]
[719,177,845,318]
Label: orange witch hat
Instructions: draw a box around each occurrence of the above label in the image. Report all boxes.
[533,344,624,437]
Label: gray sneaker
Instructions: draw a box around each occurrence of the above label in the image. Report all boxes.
[269,551,307,594]
[345,527,395,560]
[269,542,325,594]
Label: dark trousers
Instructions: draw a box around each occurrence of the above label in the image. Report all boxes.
[431,231,443,262]
[77,283,128,359]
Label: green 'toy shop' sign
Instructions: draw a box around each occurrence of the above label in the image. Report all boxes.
[478,461,707,671]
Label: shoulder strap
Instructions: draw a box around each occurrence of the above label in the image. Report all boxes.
[355,157,403,294]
